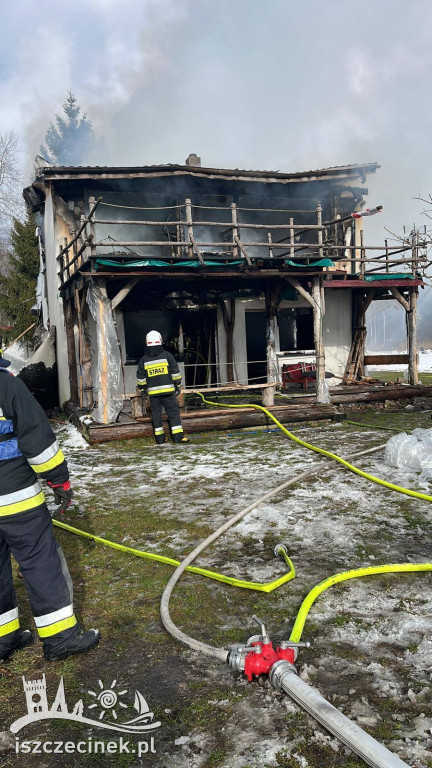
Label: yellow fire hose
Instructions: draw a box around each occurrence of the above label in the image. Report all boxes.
[54,397,432,645]
[194,391,432,503]
[187,391,432,639]
[289,562,432,643]
[52,519,295,593]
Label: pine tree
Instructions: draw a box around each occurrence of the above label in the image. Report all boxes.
[0,212,39,341]
[40,90,97,166]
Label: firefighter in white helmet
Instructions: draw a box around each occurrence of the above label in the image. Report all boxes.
[136,331,189,444]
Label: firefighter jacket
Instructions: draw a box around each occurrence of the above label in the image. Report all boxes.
[136,346,182,397]
[0,369,69,520]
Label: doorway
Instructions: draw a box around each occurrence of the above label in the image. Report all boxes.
[246,312,267,383]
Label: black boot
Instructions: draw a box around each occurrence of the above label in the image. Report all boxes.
[0,630,34,663]
[44,628,100,662]
[172,434,190,444]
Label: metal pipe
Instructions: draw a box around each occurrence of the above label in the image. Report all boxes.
[270,662,410,768]
[160,465,322,662]
[160,444,386,661]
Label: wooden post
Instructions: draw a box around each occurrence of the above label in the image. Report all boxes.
[408,287,419,385]
[79,214,88,270]
[360,229,365,277]
[264,283,282,407]
[65,297,79,403]
[231,203,239,259]
[87,197,97,260]
[185,198,194,259]
[267,232,274,259]
[176,204,183,259]
[131,393,144,418]
[64,237,71,281]
[317,204,323,261]
[58,244,64,287]
[388,285,418,385]
[311,275,328,403]
[355,290,375,379]
[284,276,328,402]
[234,236,252,266]
[408,232,419,385]
[289,217,295,260]
[220,298,235,383]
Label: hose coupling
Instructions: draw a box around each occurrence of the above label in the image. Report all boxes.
[227,650,246,673]
[279,640,311,649]
[274,543,289,558]
[227,645,261,673]
[269,660,298,692]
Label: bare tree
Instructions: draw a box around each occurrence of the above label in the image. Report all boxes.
[0,131,24,241]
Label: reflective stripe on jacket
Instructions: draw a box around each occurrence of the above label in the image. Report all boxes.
[0,370,69,520]
[136,346,182,397]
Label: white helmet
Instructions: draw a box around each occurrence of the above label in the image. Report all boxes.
[146,330,162,346]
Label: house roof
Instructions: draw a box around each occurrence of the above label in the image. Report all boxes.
[34,161,380,185]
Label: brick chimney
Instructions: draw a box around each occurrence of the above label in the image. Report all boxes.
[185,153,201,167]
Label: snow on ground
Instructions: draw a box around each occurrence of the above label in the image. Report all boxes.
[54,419,432,767]
[3,341,29,374]
[367,348,432,373]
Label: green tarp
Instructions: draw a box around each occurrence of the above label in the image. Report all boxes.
[284,258,335,268]
[95,257,334,270]
[363,273,415,281]
[95,258,244,269]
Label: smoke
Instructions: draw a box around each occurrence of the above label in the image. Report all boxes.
[0,0,190,174]
[1,0,431,243]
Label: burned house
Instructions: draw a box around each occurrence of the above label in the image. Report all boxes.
[24,156,428,440]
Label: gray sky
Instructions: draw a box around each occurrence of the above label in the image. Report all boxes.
[1,0,432,242]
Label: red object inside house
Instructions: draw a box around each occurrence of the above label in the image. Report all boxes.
[282,362,317,390]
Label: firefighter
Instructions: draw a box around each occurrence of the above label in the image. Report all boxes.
[137,330,189,444]
[0,353,100,662]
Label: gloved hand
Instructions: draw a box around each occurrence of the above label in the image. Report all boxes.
[47,481,73,514]
[138,386,147,398]
[175,386,181,398]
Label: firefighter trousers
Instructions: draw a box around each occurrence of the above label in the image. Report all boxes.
[0,504,78,652]
[149,394,184,443]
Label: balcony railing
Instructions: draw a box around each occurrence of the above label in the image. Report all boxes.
[57,197,429,286]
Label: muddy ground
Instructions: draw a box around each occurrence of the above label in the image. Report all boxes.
[0,407,431,767]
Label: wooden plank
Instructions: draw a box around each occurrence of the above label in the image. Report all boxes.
[389,287,410,312]
[234,236,253,266]
[331,384,432,404]
[364,354,410,366]
[92,219,324,230]
[4,323,36,349]
[111,278,141,310]
[87,404,338,444]
[324,279,424,288]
